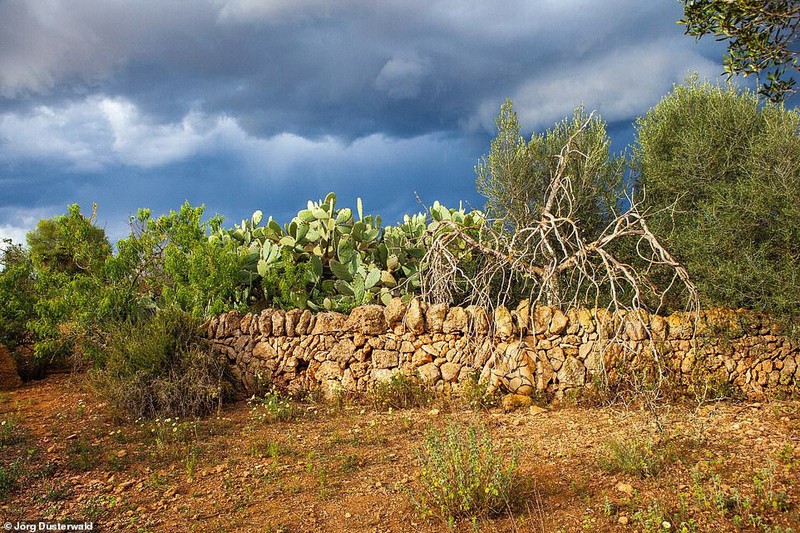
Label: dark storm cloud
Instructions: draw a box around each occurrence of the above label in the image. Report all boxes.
[0,0,727,243]
[0,0,721,138]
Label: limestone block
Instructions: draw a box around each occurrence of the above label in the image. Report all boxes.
[417,363,441,383]
[329,338,357,364]
[495,306,514,338]
[557,356,586,387]
[440,362,462,383]
[443,306,469,334]
[384,297,406,328]
[549,308,568,335]
[425,303,448,333]
[346,305,388,335]
[372,350,400,369]
[405,298,426,334]
[466,305,490,334]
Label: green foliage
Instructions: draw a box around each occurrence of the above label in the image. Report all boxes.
[475,100,624,236]
[0,414,27,446]
[414,422,520,522]
[369,373,433,411]
[0,461,21,499]
[218,192,486,311]
[27,204,111,276]
[0,241,36,350]
[635,79,800,318]
[458,372,500,411]
[108,202,248,319]
[598,437,677,478]
[248,390,300,423]
[91,307,233,420]
[21,205,113,374]
[680,0,800,102]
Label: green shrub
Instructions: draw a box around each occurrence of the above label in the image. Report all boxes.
[598,437,677,478]
[635,78,800,318]
[369,373,433,411]
[91,307,234,420]
[458,372,500,411]
[248,390,299,423]
[0,461,21,498]
[414,422,520,522]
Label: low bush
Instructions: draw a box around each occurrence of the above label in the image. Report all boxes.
[248,390,300,423]
[91,307,235,420]
[598,437,678,478]
[458,372,500,411]
[369,373,433,411]
[414,422,520,523]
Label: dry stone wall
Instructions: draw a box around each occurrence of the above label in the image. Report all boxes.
[207,300,799,400]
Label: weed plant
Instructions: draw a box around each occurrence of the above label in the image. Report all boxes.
[249,390,299,423]
[91,307,235,420]
[414,421,520,523]
[458,372,500,411]
[599,437,677,478]
[0,414,27,446]
[0,461,20,498]
[369,373,432,411]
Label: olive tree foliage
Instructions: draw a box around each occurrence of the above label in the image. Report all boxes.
[476,100,623,238]
[634,79,800,318]
[17,205,114,374]
[0,240,36,351]
[106,202,248,319]
[680,0,800,102]
[426,101,697,317]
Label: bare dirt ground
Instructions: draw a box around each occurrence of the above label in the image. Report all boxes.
[1,374,798,532]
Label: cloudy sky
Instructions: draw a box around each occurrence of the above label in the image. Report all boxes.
[0,0,732,244]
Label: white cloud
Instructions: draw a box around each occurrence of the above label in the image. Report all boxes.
[0,96,242,170]
[0,205,58,245]
[470,38,724,133]
[375,57,429,99]
[0,94,466,184]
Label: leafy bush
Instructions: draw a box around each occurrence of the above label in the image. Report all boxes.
[108,202,249,319]
[0,242,36,351]
[635,78,800,318]
[91,307,234,420]
[598,437,677,478]
[414,422,520,523]
[369,373,433,411]
[458,372,500,411]
[476,100,624,236]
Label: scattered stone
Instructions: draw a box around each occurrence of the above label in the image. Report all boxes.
[616,482,634,496]
[529,405,547,416]
[502,393,533,412]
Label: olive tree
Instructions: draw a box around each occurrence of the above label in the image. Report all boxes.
[680,0,800,102]
[634,79,800,318]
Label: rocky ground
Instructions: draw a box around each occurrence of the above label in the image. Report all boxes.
[1,373,799,532]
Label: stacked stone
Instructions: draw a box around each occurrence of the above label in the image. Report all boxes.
[206,300,800,399]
